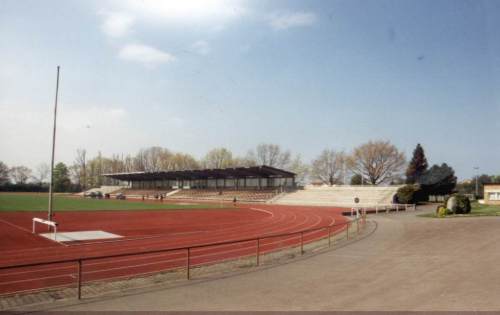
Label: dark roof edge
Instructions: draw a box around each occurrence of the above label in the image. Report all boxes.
[102,165,296,179]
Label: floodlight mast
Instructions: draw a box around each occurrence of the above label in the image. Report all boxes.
[48,66,60,227]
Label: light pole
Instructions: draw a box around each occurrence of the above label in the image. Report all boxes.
[473,166,479,197]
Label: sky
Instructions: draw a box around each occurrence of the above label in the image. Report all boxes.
[1,0,499,180]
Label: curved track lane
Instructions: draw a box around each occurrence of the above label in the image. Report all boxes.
[0,204,349,295]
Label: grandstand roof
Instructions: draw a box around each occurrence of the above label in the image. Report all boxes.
[103,165,296,181]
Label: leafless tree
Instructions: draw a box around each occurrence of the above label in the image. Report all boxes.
[109,154,125,173]
[347,140,406,185]
[0,161,10,185]
[311,149,346,185]
[232,156,257,167]
[171,153,199,170]
[133,149,147,171]
[34,163,50,184]
[123,154,135,172]
[73,149,87,189]
[247,143,291,168]
[289,154,309,185]
[9,166,32,184]
[141,147,163,172]
[133,147,174,172]
[202,148,234,169]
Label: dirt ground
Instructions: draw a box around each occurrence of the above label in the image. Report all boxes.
[24,206,500,311]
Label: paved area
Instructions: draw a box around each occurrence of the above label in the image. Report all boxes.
[29,207,500,311]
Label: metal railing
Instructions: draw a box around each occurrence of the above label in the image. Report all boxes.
[0,213,368,300]
[370,203,416,213]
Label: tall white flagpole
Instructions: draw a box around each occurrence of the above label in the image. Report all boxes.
[48,66,60,226]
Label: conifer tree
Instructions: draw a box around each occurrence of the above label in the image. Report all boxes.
[405,143,428,184]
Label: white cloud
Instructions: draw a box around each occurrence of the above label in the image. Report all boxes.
[122,0,246,24]
[269,12,317,30]
[99,0,246,32]
[191,40,211,55]
[100,12,135,38]
[118,43,175,66]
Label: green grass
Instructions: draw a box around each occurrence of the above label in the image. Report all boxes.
[0,193,224,212]
[419,202,500,218]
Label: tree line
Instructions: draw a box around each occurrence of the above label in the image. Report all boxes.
[1,140,497,193]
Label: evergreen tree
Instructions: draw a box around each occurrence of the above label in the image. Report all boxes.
[53,162,71,192]
[350,174,363,185]
[418,163,457,196]
[405,143,428,184]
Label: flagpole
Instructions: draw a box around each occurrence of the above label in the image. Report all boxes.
[48,66,60,226]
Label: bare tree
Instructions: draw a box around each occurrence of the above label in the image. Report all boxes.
[311,149,346,185]
[0,161,10,185]
[34,163,50,184]
[247,143,291,168]
[141,147,163,172]
[171,153,199,170]
[9,166,32,184]
[73,149,87,189]
[289,154,309,185]
[109,154,125,173]
[133,149,147,171]
[202,148,234,169]
[123,154,135,172]
[347,140,406,185]
[134,147,173,172]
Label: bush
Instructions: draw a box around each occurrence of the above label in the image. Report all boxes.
[396,184,420,204]
[436,205,448,217]
[444,194,471,214]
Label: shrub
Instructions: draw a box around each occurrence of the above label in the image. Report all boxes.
[444,194,471,214]
[396,184,420,204]
[436,205,448,217]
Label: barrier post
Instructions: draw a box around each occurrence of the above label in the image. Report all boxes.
[328,226,331,247]
[187,248,191,280]
[77,259,82,300]
[346,222,349,240]
[357,218,360,235]
[256,238,260,266]
[300,232,304,255]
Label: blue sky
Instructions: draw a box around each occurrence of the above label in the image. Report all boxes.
[1,0,499,179]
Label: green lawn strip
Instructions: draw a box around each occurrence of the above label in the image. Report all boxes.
[418,202,500,218]
[0,194,226,212]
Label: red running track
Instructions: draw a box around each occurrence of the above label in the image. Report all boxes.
[0,204,350,295]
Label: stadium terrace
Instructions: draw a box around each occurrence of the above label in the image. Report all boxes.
[103,165,296,190]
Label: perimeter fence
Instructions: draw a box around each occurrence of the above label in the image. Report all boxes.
[0,210,379,306]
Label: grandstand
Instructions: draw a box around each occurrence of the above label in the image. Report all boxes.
[94,167,402,206]
[102,165,296,202]
[272,185,401,207]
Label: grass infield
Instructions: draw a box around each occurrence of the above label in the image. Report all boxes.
[0,193,225,212]
[419,202,500,218]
